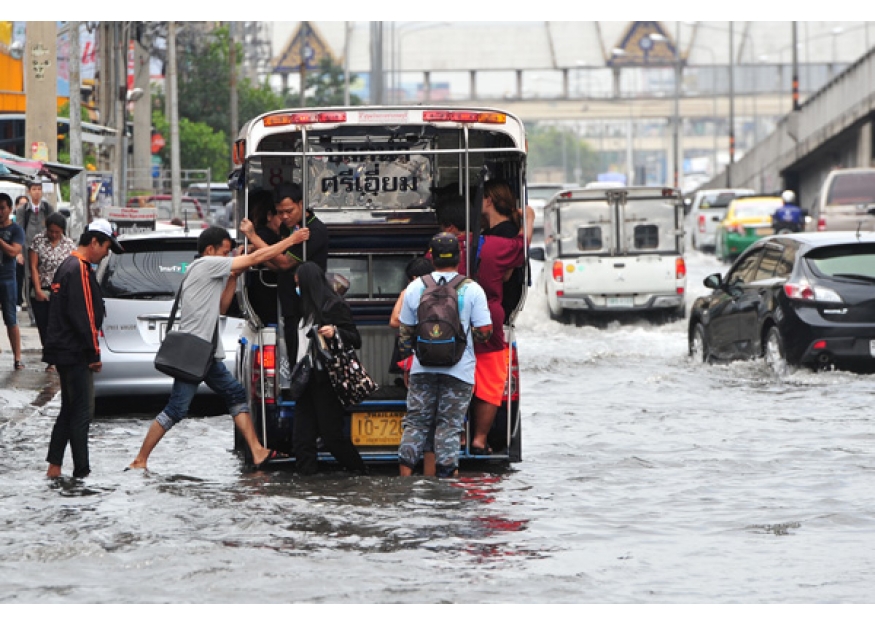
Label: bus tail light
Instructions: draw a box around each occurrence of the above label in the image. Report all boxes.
[317,112,347,123]
[251,345,276,405]
[423,110,506,124]
[264,114,294,127]
[264,112,347,126]
[504,343,520,402]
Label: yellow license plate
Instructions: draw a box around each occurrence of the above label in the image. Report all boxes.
[351,411,405,447]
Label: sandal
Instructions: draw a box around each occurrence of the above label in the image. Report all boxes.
[469,444,493,456]
[14,361,25,370]
[252,449,288,470]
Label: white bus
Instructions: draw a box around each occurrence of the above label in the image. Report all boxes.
[229,106,530,469]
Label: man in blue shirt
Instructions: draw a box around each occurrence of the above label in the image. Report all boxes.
[397,233,493,478]
[773,190,804,233]
[0,193,26,369]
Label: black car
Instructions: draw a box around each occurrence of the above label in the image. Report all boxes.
[688,231,875,373]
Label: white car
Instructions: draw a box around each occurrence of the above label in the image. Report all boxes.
[688,188,755,252]
[527,182,576,238]
[540,186,687,324]
[94,230,245,399]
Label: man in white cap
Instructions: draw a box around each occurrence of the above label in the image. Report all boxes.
[44,219,123,479]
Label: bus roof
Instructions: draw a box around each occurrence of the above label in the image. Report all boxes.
[235,105,526,161]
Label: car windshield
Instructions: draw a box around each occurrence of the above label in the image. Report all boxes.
[805,243,875,281]
[100,243,198,299]
[826,172,875,206]
[700,192,744,210]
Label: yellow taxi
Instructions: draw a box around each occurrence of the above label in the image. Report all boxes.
[715,196,782,262]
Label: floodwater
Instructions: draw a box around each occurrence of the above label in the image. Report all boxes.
[2,250,875,603]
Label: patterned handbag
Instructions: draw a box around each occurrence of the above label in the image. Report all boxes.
[316,332,378,408]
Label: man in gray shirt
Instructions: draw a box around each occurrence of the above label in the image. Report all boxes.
[128,225,309,471]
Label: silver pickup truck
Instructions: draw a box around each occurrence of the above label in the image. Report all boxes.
[536,186,687,324]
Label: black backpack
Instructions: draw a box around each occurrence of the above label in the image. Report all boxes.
[414,274,469,367]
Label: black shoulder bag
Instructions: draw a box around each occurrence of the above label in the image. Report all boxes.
[154,276,218,384]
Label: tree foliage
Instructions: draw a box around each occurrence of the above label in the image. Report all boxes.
[169,25,359,168]
[151,110,231,181]
[525,123,601,183]
[300,56,362,107]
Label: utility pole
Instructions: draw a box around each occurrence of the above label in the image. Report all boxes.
[230,21,238,167]
[168,21,182,220]
[299,22,307,107]
[728,21,735,188]
[370,22,384,105]
[792,21,800,111]
[69,21,86,238]
[672,21,681,189]
[343,22,351,106]
[132,23,153,195]
[112,22,129,206]
[24,22,58,163]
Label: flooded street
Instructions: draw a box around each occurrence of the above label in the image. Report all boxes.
[2,250,875,603]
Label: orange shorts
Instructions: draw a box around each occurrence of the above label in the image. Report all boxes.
[474,349,509,407]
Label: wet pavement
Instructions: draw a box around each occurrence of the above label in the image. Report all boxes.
[3,256,875,603]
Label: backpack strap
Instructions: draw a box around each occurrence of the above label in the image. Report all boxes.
[448,274,472,336]
[447,274,467,290]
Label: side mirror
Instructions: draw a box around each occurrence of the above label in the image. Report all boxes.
[703,273,722,290]
[528,246,545,261]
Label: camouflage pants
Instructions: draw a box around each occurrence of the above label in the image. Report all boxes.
[399,373,473,477]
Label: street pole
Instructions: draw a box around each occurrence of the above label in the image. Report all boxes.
[792,21,800,110]
[113,22,128,206]
[132,25,152,195]
[673,21,681,189]
[370,22,384,105]
[728,21,735,187]
[230,21,238,169]
[343,22,351,106]
[299,21,307,107]
[69,22,86,237]
[168,21,182,220]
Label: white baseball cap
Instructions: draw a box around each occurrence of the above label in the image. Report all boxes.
[87,218,125,254]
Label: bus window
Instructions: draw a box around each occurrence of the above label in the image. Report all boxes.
[327,257,368,298]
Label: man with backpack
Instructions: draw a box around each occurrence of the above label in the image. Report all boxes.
[396,232,492,478]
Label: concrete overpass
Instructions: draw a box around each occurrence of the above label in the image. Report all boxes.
[706,48,875,209]
[453,94,794,123]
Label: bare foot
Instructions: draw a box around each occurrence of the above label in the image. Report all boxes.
[46,464,62,478]
[127,460,148,470]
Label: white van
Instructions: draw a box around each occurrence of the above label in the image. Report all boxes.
[538,186,687,324]
[808,168,875,232]
[688,188,755,251]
